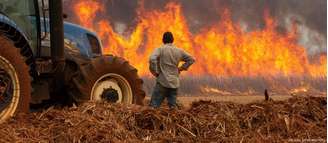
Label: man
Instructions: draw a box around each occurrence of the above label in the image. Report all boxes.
[149,32,195,108]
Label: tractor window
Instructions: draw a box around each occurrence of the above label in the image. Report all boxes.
[87,34,102,55]
[0,1,39,53]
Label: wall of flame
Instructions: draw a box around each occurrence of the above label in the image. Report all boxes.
[72,0,327,77]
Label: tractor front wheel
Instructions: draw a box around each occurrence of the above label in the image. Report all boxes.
[69,55,145,105]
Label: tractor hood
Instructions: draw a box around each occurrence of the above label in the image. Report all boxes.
[40,19,103,58]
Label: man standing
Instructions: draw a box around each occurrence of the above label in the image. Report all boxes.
[149,32,195,108]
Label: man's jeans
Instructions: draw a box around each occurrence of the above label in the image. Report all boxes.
[150,82,178,108]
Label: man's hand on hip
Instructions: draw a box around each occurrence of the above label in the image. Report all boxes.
[178,67,184,74]
[151,71,159,77]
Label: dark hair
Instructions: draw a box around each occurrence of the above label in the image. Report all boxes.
[162,32,174,44]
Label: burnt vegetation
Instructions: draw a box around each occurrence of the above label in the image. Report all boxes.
[0,96,325,142]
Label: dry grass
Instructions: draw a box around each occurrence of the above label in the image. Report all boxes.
[143,76,327,96]
[0,96,326,142]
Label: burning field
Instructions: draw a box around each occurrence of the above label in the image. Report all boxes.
[9,1,320,142]
[0,0,326,142]
[0,96,326,142]
[63,0,327,95]
[65,0,327,76]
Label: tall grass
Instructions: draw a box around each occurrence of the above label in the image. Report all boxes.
[142,75,327,96]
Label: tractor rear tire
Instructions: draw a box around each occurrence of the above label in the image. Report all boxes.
[0,36,31,122]
[68,55,145,105]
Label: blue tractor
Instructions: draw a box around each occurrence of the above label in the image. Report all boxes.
[0,1,145,122]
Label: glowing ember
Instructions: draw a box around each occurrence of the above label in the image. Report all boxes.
[290,87,308,95]
[72,1,327,77]
[201,86,232,95]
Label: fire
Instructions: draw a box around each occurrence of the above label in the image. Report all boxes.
[73,1,103,28]
[290,87,309,95]
[290,81,311,95]
[201,86,232,95]
[72,1,327,77]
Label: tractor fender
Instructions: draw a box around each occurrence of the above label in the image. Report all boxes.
[0,13,28,40]
[0,13,36,77]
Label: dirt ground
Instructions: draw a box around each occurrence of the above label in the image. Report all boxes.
[146,95,294,107]
[0,96,326,142]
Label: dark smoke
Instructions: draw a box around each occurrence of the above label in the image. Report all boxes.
[64,0,327,54]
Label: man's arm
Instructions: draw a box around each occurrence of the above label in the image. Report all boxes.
[179,49,195,72]
[149,48,161,77]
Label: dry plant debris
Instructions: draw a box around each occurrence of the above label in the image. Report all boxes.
[0,96,326,143]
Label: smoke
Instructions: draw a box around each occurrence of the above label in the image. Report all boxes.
[63,0,327,54]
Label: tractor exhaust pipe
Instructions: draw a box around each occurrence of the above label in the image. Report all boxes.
[49,0,65,73]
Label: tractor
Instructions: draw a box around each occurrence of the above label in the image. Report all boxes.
[0,0,145,122]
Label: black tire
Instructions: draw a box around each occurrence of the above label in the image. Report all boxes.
[0,35,31,121]
[68,55,145,105]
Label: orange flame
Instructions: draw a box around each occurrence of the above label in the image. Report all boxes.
[73,1,327,77]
